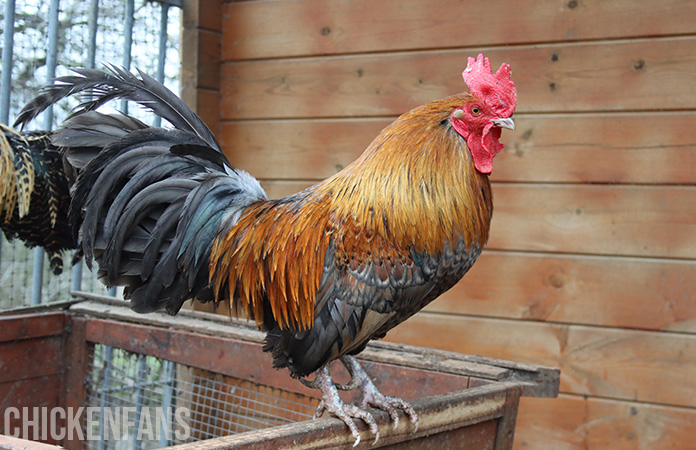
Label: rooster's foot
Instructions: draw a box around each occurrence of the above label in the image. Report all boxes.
[339,355,418,431]
[301,365,379,446]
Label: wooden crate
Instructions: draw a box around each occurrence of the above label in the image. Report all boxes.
[0,295,559,449]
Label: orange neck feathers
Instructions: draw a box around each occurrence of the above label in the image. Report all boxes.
[321,94,493,255]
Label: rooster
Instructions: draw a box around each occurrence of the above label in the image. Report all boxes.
[0,123,74,275]
[16,54,516,443]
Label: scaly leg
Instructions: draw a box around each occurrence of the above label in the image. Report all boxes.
[339,355,418,431]
[301,365,379,446]
[300,356,418,446]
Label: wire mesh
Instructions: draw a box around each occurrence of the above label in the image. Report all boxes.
[2,0,182,127]
[0,235,115,309]
[84,344,318,449]
[0,0,182,309]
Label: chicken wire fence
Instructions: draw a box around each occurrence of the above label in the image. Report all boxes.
[0,0,182,309]
[84,344,318,449]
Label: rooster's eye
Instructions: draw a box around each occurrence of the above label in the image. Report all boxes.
[471,106,481,116]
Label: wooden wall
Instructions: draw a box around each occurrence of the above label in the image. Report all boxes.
[182,1,696,448]
[0,313,70,445]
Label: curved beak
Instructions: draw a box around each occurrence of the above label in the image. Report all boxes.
[491,117,515,130]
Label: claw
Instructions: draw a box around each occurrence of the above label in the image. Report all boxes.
[301,357,418,446]
[304,366,378,445]
[340,355,419,429]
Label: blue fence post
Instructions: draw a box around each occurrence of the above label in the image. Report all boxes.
[0,0,17,268]
[71,0,101,294]
[0,0,15,123]
[31,0,61,305]
[120,0,135,114]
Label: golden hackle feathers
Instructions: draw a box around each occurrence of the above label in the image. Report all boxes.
[323,93,493,254]
[211,93,493,334]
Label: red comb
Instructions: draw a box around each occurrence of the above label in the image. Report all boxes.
[462,54,517,117]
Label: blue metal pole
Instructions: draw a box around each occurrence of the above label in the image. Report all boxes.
[72,0,100,294]
[0,0,17,269]
[42,0,61,130]
[0,0,15,124]
[32,0,61,305]
[87,0,100,69]
[120,0,134,114]
[153,2,170,128]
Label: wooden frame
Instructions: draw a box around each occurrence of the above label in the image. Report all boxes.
[0,295,559,449]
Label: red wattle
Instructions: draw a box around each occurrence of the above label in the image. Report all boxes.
[468,125,504,174]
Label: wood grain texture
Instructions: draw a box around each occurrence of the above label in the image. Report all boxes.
[430,251,696,333]
[0,376,62,441]
[220,37,696,119]
[193,88,222,138]
[489,184,696,259]
[495,112,696,184]
[195,30,222,91]
[81,317,472,401]
[221,0,696,59]
[383,313,696,409]
[0,312,65,342]
[181,0,223,138]
[515,395,696,450]
[61,317,88,450]
[0,337,63,384]
[220,112,696,184]
[208,2,696,447]
[0,435,65,450]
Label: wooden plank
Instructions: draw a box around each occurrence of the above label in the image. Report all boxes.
[253,180,696,259]
[61,316,88,450]
[384,313,696,409]
[0,375,62,440]
[0,337,63,384]
[220,37,696,119]
[493,387,522,450]
[367,342,559,399]
[181,27,220,93]
[183,0,222,32]
[83,317,312,397]
[194,30,222,91]
[181,0,222,137]
[489,184,696,259]
[219,118,383,180]
[495,112,696,184]
[0,312,65,342]
[71,299,513,382]
[80,315,500,402]
[382,419,498,450]
[162,383,513,449]
[220,112,696,185]
[430,251,696,333]
[221,0,696,60]
[514,394,696,450]
[0,436,64,450]
[194,89,221,138]
[72,297,559,396]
